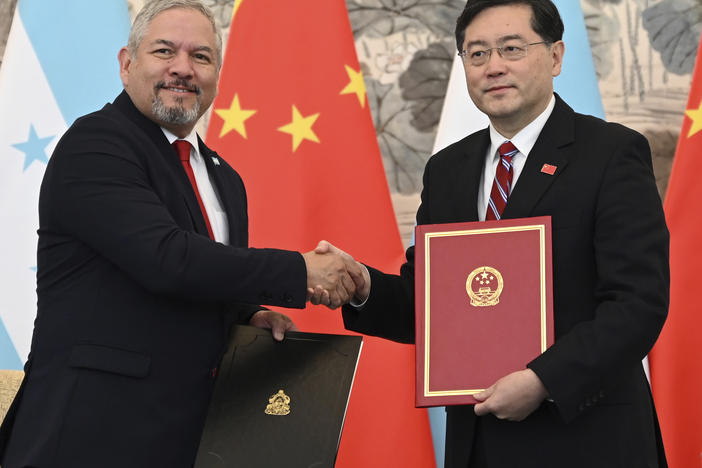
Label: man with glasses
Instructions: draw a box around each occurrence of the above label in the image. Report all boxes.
[314,0,669,466]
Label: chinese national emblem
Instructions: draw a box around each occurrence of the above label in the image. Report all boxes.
[264,389,291,416]
[466,266,504,307]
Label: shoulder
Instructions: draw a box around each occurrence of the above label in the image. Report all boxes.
[574,112,646,143]
[553,95,649,153]
[57,103,140,152]
[426,128,488,169]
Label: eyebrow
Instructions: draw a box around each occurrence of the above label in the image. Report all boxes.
[150,39,214,55]
[464,34,526,49]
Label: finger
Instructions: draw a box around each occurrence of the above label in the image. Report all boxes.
[271,322,285,341]
[348,263,366,289]
[340,272,356,299]
[336,279,351,305]
[474,401,491,417]
[314,240,330,254]
[327,290,342,310]
[271,314,296,341]
[308,286,323,305]
[312,286,330,305]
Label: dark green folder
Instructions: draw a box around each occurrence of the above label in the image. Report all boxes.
[194,325,363,468]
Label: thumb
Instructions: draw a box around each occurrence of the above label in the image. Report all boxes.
[473,385,494,402]
[314,240,330,254]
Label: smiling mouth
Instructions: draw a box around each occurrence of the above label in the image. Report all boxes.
[156,80,201,96]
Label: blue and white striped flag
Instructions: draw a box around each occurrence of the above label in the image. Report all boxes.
[0,0,129,368]
[428,2,604,465]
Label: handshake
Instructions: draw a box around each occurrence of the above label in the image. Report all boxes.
[302,240,370,309]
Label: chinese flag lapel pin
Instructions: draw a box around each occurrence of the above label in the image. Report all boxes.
[541,163,557,175]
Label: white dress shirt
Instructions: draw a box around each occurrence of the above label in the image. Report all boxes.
[162,128,230,245]
[477,95,556,220]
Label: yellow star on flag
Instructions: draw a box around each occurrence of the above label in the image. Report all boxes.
[214,93,256,139]
[340,65,366,108]
[685,98,702,138]
[277,105,320,152]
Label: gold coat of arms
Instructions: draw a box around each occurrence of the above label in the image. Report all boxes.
[466,266,504,307]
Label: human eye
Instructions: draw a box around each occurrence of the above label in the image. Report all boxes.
[152,47,173,57]
[501,43,526,59]
[192,50,214,64]
[470,49,487,59]
[502,43,524,53]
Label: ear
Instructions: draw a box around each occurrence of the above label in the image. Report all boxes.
[551,40,565,78]
[118,47,132,88]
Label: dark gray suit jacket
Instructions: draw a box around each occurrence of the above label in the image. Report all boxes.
[343,95,669,468]
[0,91,307,468]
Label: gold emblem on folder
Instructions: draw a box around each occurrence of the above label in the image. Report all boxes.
[466,266,504,307]
[264,389,291,416]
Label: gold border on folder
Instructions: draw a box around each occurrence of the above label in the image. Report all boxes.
[423,224,548,399]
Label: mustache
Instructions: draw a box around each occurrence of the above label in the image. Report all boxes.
[155,79,202,95]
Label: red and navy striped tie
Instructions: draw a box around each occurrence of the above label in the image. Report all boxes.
[485,141,518,221]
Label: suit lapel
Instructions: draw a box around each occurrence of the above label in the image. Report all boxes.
[198,138,244,245]
[112,91,212,238]
[502,95,577,219]
[451,129,490,222]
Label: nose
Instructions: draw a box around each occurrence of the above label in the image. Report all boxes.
[168,51,194,78]
[484,49,507,76]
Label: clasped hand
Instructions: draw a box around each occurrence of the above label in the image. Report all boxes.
[302,240,370,309]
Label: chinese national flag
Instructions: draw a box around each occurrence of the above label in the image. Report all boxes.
[649,37,702,468]
[205,1,436,467]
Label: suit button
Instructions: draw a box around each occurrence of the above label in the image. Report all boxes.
[283,294,293,303]
[578,404,585,412]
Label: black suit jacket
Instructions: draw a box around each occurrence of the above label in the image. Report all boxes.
[0,91,307,468]
[343,96,669,468]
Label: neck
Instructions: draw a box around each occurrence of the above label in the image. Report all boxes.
[489,94,554,139]
[162,123,196,139]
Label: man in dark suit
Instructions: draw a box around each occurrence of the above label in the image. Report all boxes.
[314,0,669,466]
[0,1,361,467]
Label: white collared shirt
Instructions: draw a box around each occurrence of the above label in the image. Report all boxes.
[477,95,556,221]
[162,128,230,245]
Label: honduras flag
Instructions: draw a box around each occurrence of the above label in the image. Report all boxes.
[428,2,604,466]
[0,0,129,368]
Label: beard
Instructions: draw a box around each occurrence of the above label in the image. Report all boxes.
[152,80,202,126]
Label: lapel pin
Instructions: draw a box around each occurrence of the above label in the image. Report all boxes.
[541,163,557,175]
[211,157,220,166]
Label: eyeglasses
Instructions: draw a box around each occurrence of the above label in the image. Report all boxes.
[458,41,550,66]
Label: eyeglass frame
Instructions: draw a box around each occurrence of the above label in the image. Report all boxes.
[458,41,551,66]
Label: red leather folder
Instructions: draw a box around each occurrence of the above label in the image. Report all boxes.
[415,216,554,407]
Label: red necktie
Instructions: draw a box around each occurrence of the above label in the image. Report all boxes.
[485,141,518,221]
[172,140,215,240]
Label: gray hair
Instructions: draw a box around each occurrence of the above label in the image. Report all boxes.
[127,0,222,68]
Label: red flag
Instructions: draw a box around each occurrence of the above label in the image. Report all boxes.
[649,37,702,468]
[206,1,436,466]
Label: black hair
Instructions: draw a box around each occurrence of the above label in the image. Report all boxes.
[455,0,564,51]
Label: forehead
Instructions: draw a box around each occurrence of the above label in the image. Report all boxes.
[142,8,216,48]
[462,4,536,46]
